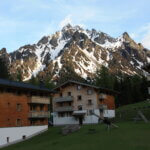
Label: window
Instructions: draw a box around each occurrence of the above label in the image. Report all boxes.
[68,102,72,106]
[88,99,92,105]
[16,119,21,126]
[77,95,82,100]
[78,105,82,110]
[16,91,21,96]
[99,94,107,101]
[60,93,63,97]
[58,112,65,117]
[68,92,71,96]
[77,85,81,90]
[87,89,93,95]
[16,104,22,111]
[30,105,36,111]
[40,105,44,111]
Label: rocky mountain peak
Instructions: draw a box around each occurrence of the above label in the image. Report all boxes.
[0,25,150,81]
[0,48,7,55]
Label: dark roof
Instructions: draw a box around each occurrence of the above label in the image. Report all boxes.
[0,78,50,93]
[52,80,119,94]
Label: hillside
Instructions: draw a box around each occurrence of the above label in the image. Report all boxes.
[0,24,150,81]
[116,101,150,121]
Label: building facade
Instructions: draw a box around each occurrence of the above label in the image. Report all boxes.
[0,79,50,127]
[52,80,117,126]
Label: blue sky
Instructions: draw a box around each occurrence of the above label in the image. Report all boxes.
[0,0,150,52]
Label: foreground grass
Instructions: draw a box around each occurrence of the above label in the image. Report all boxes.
[2,122,150,150]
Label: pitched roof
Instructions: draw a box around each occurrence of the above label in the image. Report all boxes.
[0,78,50,93]
[52,80,119,94]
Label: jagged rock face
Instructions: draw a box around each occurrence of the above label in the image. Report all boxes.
[0,24,150,81]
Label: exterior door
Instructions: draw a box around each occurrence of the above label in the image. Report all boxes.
[79,117,83,125]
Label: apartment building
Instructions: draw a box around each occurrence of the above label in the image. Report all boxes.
[0,78,50,127]
[52,80,117,125]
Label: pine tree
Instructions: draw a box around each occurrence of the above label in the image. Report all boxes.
[44,76,55,89]
[16,69,23,82]
[28,75,40,86]
[0,58,10,79]
[94,66,114,89]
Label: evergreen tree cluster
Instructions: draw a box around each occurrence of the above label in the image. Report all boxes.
[28,75,55,89]
[93,66,149,107]
[0,58,10,79]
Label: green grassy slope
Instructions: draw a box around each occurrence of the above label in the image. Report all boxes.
[116,101,150,122]
[2,122,150,150]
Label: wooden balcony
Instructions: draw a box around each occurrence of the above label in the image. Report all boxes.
[54,96,73,103]
[55,106,73,112]
[29,96,50,104]
[28,111,50,118]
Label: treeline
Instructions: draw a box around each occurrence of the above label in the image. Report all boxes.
[93,66,149,107]
[0,57,148,107]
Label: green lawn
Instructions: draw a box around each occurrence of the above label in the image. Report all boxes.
[2,122,150,150]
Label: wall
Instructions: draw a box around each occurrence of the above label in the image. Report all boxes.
[53,109,115,125]
[0,92,29,127]
[0,125,48,147]
[53,84,98,111]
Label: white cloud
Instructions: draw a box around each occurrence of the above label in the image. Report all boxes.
[140,24,150,49]
[130,23,150,49]
[59,15,73,28]
[142,33,150,49]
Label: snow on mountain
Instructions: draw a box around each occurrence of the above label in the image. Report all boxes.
[0,24,150,81]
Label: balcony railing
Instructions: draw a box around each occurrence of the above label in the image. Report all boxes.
[54,96,73,103]
[28,111,50,118]
[55,106,73,112]
[29,96,50,104]
[99,104,107,110]
[73,110,87,116]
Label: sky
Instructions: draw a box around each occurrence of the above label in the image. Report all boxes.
[0,0,150,52]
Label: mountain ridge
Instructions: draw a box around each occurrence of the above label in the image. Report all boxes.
[0,24,150,81]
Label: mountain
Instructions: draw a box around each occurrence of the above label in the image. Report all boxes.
[0,24,150,81]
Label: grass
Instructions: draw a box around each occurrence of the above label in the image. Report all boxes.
[116,100,150,122]
[2,122,150,150]
[2,101,150,150]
